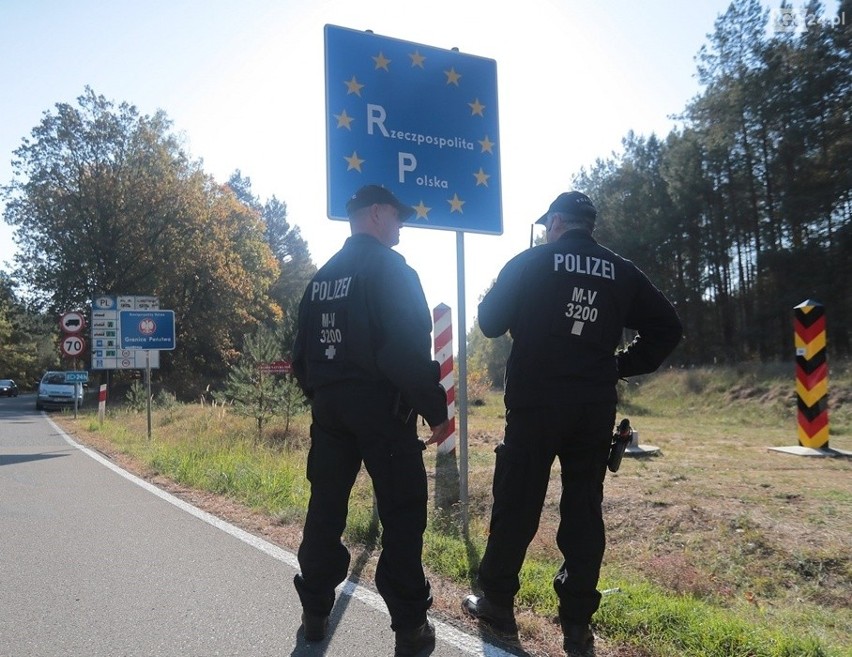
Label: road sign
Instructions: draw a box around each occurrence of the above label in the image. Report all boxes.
[61,335,86,357]
[93,295,117,310]
[119,310,176,350]
[64,371,89,383]
[60,311,86,334]
[259,360,292,375]
[91,296,161,369]
[133,296,160,310]
[324,24,502,235]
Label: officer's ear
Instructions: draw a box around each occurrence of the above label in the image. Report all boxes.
[351,204,378,223]
[367,203,383,225]
[547,213,563,232]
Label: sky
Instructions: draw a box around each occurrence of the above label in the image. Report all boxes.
[1,0,832,343]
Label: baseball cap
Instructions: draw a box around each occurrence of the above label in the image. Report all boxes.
[345,185,415,221]
[535,191,597,225]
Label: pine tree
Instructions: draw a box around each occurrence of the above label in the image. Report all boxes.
[216,325,304,442]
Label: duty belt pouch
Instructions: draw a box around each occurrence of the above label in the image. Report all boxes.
[391,391,415,424]
[607,418,632,473]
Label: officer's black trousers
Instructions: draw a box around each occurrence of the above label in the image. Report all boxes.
[477,402,614,625]
[294,382,432,631]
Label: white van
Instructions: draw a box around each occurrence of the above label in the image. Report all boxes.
[36,371,85,411]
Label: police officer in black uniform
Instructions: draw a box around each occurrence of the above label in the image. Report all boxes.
[292,184,451,657]
[462,191,682,656]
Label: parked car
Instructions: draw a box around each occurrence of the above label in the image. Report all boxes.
[36,371,84,411]
[0,379,18,397]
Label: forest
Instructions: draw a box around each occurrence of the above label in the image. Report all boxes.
[572,0,851,364]
[1,0,850,393]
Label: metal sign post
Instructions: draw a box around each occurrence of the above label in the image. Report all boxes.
[118,309,176,441]
[64,370,89,420]
[146,350,152,440]
[456,232,469,533]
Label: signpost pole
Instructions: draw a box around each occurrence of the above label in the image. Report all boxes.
[62,370,89,419]
[146,350,152,440]
[456,231,469,535]
[116,308,174,440]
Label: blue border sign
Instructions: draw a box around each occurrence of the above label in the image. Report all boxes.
[119,311,176,350]
[325,24,502,235]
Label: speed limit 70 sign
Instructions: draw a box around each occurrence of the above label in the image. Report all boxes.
[61,336,86,357]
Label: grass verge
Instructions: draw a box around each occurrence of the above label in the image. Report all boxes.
[56,363,851,657]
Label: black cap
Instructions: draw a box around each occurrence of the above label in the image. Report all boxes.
[345,185,415,221]
[535,191,597,225]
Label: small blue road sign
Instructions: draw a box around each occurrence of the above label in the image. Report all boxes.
[119,311,176,350]
[325,24,502,235]
[64,371,89,383]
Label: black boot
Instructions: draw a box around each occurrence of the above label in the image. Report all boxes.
[562,622,594,656]
[301,611,329,642]
[461,595,519,643]
[394,620,435,657]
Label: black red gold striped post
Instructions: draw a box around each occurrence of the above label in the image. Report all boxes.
[794,299,829,449]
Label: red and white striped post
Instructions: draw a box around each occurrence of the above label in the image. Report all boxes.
[433,303,456,453]
[98,383,107,425]
[433,303,460,508]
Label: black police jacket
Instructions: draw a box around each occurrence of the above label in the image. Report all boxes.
[292,233,448,428]
[478,229,683,408]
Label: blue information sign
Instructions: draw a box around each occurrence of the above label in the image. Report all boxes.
[64,371,89,383]
[325,24,502,235]
[119,311,176,350]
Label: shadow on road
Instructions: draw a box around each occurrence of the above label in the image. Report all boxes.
[0,451,70,466]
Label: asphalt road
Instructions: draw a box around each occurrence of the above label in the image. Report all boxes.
[0,395,514,657]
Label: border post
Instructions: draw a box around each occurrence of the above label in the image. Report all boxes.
[794,299,829,449]
[433,303,459,510]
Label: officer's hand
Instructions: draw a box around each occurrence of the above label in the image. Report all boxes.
[425,419,451,446]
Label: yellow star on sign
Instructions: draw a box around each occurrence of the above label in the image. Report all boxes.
[344,151,365,171]
[409,50,426,68]
[444,67,461,86]
[479,135,495,154]
[448,193,465,213]
[334,109,353,130]
[373,51,391,71]
[473,168,490,186]
[468,98,485,116]
[345,76,364,96]
[414,200,431,219]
